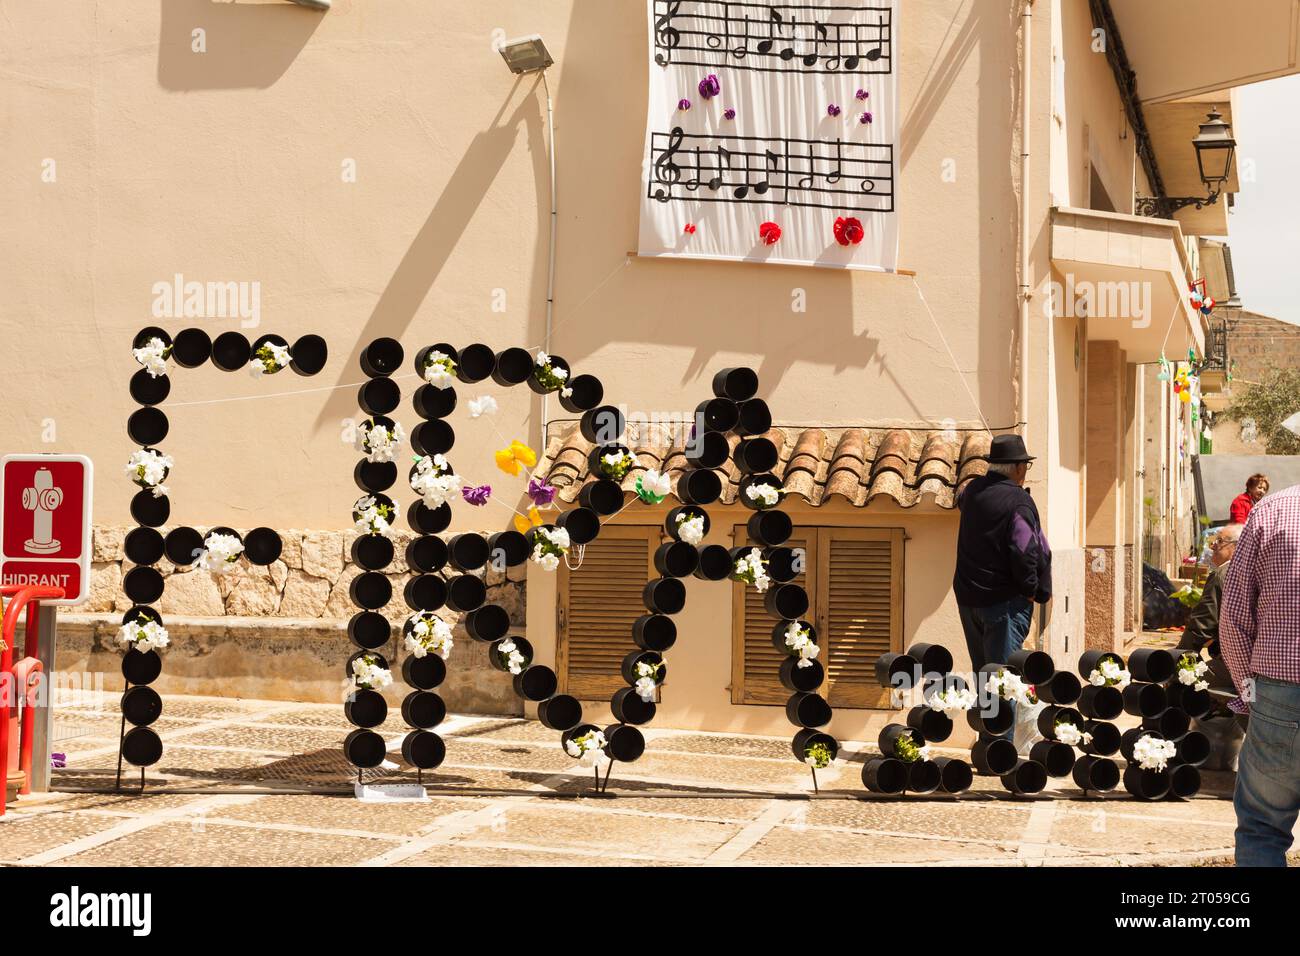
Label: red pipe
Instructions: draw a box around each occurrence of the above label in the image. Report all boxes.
[0,586,64,816]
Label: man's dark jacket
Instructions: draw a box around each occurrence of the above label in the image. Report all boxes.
[953,473,1052,608]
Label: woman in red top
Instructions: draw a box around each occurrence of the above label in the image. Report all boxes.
[1230,473,1269,524]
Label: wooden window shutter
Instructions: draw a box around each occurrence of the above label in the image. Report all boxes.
[816,527,905,708]
[731,529,817,705]
[557,525,657,700]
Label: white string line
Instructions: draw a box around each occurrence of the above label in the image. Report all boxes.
[1158,297,1184,357]
[909,277,992,434]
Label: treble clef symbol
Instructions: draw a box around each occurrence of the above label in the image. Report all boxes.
[651,127,685,203]
[654,1,682,66]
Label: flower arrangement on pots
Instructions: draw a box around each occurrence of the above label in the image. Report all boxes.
[197,530,244,574]
[116,612,170,654]
[133,336,172,378]
[1131,733,1178,772]
[564,728,610,768]
[805,741,835,770]
[731,547,771,592]
[635,468,673,504]
[494,637,530,675]
[634,658,665,702]
[403,612,453,660]
[1086,654,1132,689]
[597,448,634,481]
[125,448,173,498]
[410,453,463,509]
[1051,715,1093,748]
[673,509,707,546]
[249,340,292,377]
[984,667,1037,706]
[529,525,571,572]
[892,730,928,764]
[353,494,398,538]
[421,349,457,388]
[532,351,571,396]
[925,685,977,714]
[743,480,782,510]
[1175,651,1210,692]
[782,620,820,668]
[355,419,405,464]
[350,654,393,692]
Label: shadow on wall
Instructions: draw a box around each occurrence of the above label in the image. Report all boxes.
[157,0,324,91]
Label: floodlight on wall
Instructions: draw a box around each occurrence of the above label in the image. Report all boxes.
[500,35,554,74]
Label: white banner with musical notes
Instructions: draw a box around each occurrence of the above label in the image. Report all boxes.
[638,0,899,271]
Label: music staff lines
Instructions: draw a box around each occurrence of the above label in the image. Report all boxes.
[654,1,893,73]
[649,128,895,213]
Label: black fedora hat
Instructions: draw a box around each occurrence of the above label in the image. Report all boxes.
[988,434,1035,464]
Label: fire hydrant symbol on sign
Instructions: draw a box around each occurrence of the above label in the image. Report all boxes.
[21,467,64,554]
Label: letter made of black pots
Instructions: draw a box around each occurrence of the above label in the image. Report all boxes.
[1127,647,1176,683]
[906,705,952,743]
[861,756,907,794]
[1071,755,1120,792]
[513,665,558,702]
[401,730,446,770]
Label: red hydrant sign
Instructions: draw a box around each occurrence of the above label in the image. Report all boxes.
[0,454,93,606]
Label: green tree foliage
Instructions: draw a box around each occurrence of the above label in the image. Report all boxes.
[1227,366,1300,455]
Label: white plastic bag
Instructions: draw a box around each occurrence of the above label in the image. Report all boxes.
[1014,699,1047,755]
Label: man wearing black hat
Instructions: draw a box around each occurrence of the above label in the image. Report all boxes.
[954,434,1053,687]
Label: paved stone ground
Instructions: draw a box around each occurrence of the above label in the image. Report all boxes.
[0,692,1285,867]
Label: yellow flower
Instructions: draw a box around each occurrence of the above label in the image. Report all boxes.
[495,440,538,476]
[512,506,544,535]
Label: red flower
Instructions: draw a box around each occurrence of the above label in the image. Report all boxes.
[759,221,781,245]
[834,216,864,246]
[684,223,696,234]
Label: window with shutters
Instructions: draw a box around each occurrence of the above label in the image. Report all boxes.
[556,525,658,699]
[732,526,904,708]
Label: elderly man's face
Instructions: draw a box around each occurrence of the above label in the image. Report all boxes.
[1210,533,1238,567]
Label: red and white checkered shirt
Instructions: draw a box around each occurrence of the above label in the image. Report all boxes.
[1221,484,1300,712]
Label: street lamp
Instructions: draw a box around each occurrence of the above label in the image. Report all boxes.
[499,35,554,74]
[1136,107,1237,218]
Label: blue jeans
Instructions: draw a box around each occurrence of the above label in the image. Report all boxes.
[1234,675,1300,867]
[959,597,1034,742]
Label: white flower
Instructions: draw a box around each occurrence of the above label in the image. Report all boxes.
[530,526,570,571]
[567,729,609,768]
[783,621,820,667]
[1054,722,1092,747]
[732,548,771,593]
[600,451,633,480]
[132,337,170,378]
[354,495,399,538]
[468,395,498,418]
[115,617,170,654]
[423,350,456,388]
[404,613,453,659]
[561,387,574,398]
[635,676,658,702]
[1088,658,1132,689]
[1176,654,1210,692]
[410,454,462,509]
[984,669,1037,707]
[126,449,173,495]
[356,421,405,464]
[536,351,550,367]
[249,342,292,378]
[1132,734,1178,772]
[350,655,393,692]
[676,512,706,546]
[497,637,527,675]
[641,469,673,498]
[925,686,977,713]
[745,483,781,508]
[197,532,243,574]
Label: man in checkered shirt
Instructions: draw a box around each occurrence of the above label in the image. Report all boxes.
[1221,483,1300,867]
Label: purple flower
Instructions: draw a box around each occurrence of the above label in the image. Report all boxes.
[462,485,491,506]
[859,111,873,124]
[677,98,691,111]
[827,104,842,117]
[50,753,67,769]
[527,477,557,507]
[723,107,736,120]
[856,89,870,100]
[698,74,721,99]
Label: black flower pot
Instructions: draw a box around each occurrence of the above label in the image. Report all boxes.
[411,420,455,457]
[906,642,954,678]
[492,347,533,385]
[454,343,496,383]
[129,368,171,406]
[632,614,677,652]
[694,545,732,581]
[466,604,510,643]
[621,649,665,686]
[1006,649,1054,685]
[171,327,212,368]
[211,331,252,371]
[874,652,919,690]
[695,397,740,433]
[684,430,729,469]
[402,574,445,612]
[289,334,328,376]
[786,692,832,729]
[735,437,779,475]
[780,657,825,693]
[121,648,163,686]
[1038,671,1082,706]
[966,701,1015,737]
[654,541,699,578]
[447,533,489,572]
[560,723,601,757]
[736,399,773,436]
[603,724,647,763]
[487,530,530,568]
[242,528,282,567]
[587,443,632,478]
[878,723,924,756]
[345,688,388,728]
[1128,647,1176,683]
[446,575,487,613]
[120,727,163,768]
[538,694,583,731]
[360,337,404,378]
[358,377,402,416]
[579,405,625,445]
[737,473,784,511]
[747,510,792,547]
[711,367,759,402]
[344,728,387,769]
[1142,707,1190,740]
[676,468,722,505]
[907,759,941,794]
[556,507,601,546]
[1078,684,1124,720]
[764,584,809,621]
[1080,720,1121,756]
[923,672,970,697]
[123,566,165,605]
[1174,730,1211,768]
[666,506,710,542]
[414,344,458,381]
[124,527,165,566]
[792,728,839,763]
[407,502,452,535]
[1001,759,1048,795]
[932,756,974,794]
[559,374,604,413]
[413,383,458,420]
[405,533,449,573]
[401,690,446,729]
[610,687,656,725]
[1038,705,1084,741]
[1123,764,1171,801]
[1120,727,1164,763]
[1071,754,1120,791]
[1168,763,1201,799]
[763,547,799,582]
[133,326,171,351]
[643,577,686,614]
[528,354,570,394]
[1165,681,1213,720]
[351,534,394,571]
[127,407,169,446]
[906,706,953,743]
[401,730,445,770]
[121,686,162,727]
[862,757,907,794]
[348,611,390,650]
[351,572,393,610]
[771,619,818,652]
[513,665,558,702]
[1122,681,1168,718]
[128,490,170,529]
[402,653,446,691]
[971,737,1018,775]
[579,480,624,516]
[1029,740,1076,778]
[1077,649,1125,680]
[160,527,202,568]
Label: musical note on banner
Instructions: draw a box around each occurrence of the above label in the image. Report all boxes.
[653,0,683,66]
[651,127,685,202]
